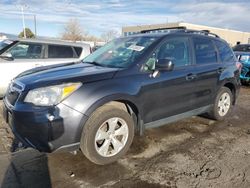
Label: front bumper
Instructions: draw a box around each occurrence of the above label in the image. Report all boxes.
[3,98,88,152]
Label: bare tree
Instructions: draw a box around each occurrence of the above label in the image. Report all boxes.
[82,35,101,42]
[62,19,85,42]
[101,30,120,42]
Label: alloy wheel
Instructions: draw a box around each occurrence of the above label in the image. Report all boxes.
[218,92,231,117]
[95,117,129,157]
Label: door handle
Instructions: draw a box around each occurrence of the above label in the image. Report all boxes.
[217,67,225,74]
[186,73,197,81]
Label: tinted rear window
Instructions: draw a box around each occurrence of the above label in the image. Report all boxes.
[48,45,74,58]
[74,47,82,57]
[214,40,235,62]
[193,37,217,64]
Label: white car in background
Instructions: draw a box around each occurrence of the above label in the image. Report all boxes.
[0,39,91,97]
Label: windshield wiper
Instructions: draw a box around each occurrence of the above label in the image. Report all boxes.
[83,61,120,68]
[84,61,104,67]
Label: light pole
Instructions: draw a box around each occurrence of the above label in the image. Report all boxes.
[34,14,37,37]
[16,4,37,38]
[20,5,26,38]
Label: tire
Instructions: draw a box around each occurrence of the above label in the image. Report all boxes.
[208,87,233,121]
[241,80,249,86]
[80,104,134,165]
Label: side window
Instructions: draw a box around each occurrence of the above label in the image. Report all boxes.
[6,42,42,59]
[144,37,190,70]
[48,45,74,58]
[214,40,235,62]
[74,47,82,57]
[239,55,250,64]
[193,38,217,64]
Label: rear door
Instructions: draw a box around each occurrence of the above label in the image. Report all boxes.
[192,37,222,108]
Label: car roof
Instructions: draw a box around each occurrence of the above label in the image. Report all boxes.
[234,44,250,46]
[8,38,90,48]
[123,31,227,44]
[235,51,250,55]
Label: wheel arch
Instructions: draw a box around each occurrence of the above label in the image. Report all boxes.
[76,95,142,142]
[223,82,236,105]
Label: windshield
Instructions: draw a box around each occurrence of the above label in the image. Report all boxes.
[83,36,158,68]
[233,45,250,52]
[0,40,16,55]
[0,40,14,50]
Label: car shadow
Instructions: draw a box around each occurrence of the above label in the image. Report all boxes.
[1,147,51,188]
[0,105,66,188]
[1,138,131,188]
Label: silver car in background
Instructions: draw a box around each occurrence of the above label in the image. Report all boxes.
[0,39,91,97]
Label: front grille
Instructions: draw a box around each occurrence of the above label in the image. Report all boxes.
[6,81,24,106]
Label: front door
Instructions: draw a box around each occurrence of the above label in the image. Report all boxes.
[0,42,44,95]
[140,36,197,124]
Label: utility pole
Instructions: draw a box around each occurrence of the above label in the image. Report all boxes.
[20,5,26,38]
[34,14,37,37]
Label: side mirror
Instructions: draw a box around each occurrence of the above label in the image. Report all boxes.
[156,59,174,71]
[0,52,14,61]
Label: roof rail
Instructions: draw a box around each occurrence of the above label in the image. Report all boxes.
[140,27,220,38]
[184,29,220,38]
[140,26,187,33]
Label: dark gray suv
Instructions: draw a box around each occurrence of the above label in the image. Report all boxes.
[3,29,241,165]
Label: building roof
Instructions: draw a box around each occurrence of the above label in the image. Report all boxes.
[122,22,250,46]
[122,22,250,34]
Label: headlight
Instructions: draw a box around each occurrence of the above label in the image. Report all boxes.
[24,83,82,106]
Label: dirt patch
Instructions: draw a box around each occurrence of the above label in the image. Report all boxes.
[0,87,250,187]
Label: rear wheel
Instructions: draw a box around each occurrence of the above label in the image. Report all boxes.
[80,104,134,165]
[208,87,233,121]
[241,80,249,86]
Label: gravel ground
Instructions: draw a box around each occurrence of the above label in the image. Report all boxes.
[0,87,250,188]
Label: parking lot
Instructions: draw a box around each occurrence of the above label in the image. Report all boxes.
[0,86,249,188]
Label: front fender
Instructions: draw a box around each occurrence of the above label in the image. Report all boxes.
[61,78,142,142]
[84,93,140,117]
[61,78,142,116]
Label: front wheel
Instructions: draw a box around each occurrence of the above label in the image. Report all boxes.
[80,104,134,165]
[208,87,233,121]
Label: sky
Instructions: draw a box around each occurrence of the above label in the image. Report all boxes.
[0,0,250,38]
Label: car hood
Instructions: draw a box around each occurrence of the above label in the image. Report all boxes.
[15,62,119,90]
